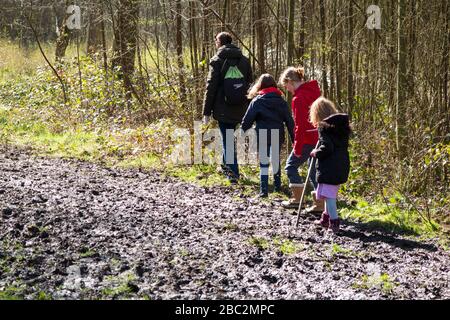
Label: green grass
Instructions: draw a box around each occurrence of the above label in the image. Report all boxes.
[36,291,52,300]
[0,286,25,300]
[101,272,138,299]
[247,237,270,250]
[329,243,354,257]
[165,164,230,187]
[223,223,239,232]
[353,273,397,295]
[80,249,97,258]
[340,196,441,237]
[248,236,302,255]
[116,153,162,170]
[273,237,302,255]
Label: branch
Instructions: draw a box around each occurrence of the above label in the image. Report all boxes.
[25,14,68,104]
[198,0,260,66]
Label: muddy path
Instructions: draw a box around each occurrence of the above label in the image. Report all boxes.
[0,146,449,300]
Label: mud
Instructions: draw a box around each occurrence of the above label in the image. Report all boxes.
[0,147,449,299]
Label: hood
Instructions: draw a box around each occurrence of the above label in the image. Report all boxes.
[258,87,283,96]
[217,44,243,60]
[319,113,352,139]
[295,80,321,99]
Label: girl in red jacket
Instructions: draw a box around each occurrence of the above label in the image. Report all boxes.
[279,67,323,211]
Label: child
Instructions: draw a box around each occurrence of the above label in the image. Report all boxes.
[309,97,351,233]
[241,74,295,198]
[278,67,323,212]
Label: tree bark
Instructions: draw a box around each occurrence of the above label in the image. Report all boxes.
[175,0,186,106]
[55,0,71,62]
[255,0,265,73]
[87,1,104,57]
[346,2,354,115]
[112,0,139,99]
[298,0,306,64]
[396,0,407,160]
[319,0,328,96]
[287,0,295,65]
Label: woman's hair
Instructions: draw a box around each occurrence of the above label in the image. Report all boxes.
[216,32,232,46]
[310,97,339,126]
[247,73,278,99]
[279,66,305,85]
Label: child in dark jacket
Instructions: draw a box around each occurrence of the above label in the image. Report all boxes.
[309,97,351,233]
[241,74,295,198]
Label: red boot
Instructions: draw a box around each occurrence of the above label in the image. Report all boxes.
[328,219,341,233]
[314,212,330,229]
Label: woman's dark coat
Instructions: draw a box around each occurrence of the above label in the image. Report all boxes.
[202,44,253,124]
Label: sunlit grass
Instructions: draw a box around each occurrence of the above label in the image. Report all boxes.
[340,196,441,237]
[0,39,81,82]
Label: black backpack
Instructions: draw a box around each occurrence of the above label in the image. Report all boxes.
[221,58,248,106]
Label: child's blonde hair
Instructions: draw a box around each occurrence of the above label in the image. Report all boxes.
[247,73,278,99]
[278,66,305,85]
[310,97,339,127]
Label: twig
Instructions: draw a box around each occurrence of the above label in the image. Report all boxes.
[25,14,68,104]
[199,0,260,66]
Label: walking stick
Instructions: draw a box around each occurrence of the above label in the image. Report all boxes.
[294,156,316,230]
[294,139,320,232]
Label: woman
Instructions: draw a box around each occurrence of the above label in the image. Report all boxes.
[278,67,323,211]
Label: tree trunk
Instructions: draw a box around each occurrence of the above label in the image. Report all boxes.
[319,0,328,96]
[175,0,186,106]
[298,0,306,64]
[112,0,139,99]
[55,1,71,62]
[396,0,407,160]
[346,2,354,115]
[255,0,265,73]
[443,0,450,135]
[87,1,104,56]
[287,0,295,65]
[201,1,209,73]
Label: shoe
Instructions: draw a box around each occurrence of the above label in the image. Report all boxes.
[328,219,341,233]
[226,172,239,184]
[305,191,325,214]
[222,165,239,183]
[281,184,305,209]
[228,177,238,184]
[274,184,282,193]
[314,212,330,228]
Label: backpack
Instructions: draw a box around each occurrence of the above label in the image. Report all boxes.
[221,58,248,106]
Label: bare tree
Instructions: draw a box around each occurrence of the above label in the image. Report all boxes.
[396,0,407,160]
[112,0,139,99]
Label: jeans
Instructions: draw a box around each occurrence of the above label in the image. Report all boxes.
[259,134,281,194]
[218,121,239,178]
[325,198,338,220]
[285,144,317,188]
